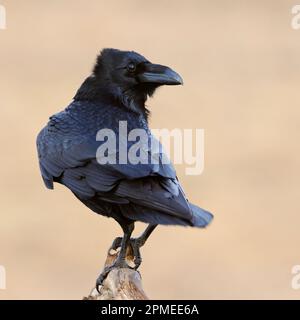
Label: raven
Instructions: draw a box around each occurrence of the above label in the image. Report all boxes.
[37,48,213,286]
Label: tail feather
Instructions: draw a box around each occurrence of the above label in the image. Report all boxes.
[120,202,213,228]
[120,203,193,226]
[189,203,213,228]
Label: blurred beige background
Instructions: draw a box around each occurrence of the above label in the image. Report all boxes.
[0,0,300,299]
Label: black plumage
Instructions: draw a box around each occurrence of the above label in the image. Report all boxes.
[37,48,213,285]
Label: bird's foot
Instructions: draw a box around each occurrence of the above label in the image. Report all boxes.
[96,257,131,292]
[107,236,144,270]
[108,237,123,254]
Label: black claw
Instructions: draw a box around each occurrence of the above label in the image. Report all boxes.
[96,257,131,292]
[96,265,114,292]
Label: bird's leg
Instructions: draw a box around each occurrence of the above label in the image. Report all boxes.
[96,223,134,290]
[106,224,157,271]
[130,224,157,269]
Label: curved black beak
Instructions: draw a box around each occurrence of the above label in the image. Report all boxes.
[138,63,183,85]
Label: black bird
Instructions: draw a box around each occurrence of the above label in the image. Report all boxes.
[37,49,213,286]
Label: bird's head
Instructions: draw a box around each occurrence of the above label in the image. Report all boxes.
[74,48,183,120]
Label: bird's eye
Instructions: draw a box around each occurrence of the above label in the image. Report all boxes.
[127,62,136,73]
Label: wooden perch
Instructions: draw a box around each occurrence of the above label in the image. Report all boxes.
[84,246,149,300]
